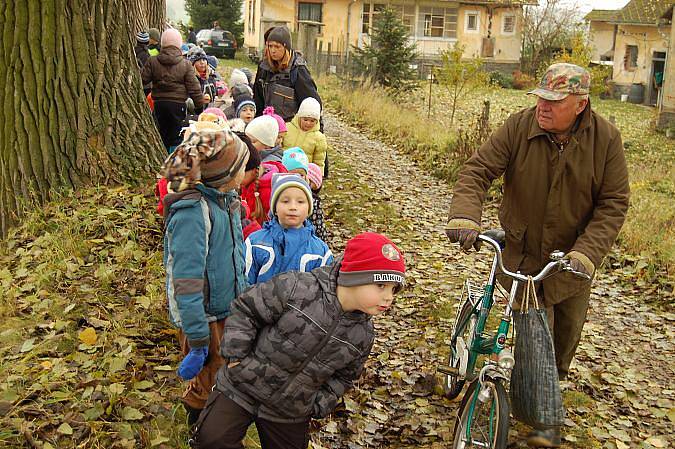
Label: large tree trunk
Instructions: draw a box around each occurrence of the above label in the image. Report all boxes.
[0,0,167,235]
[132,0,167,32]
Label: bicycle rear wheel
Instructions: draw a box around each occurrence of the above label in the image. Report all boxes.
[452,377,509,449]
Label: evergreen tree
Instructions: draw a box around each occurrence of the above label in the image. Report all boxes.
[353,7,417,90]
[185,0,244,43]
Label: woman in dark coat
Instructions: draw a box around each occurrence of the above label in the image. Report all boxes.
[252,26,321,123]
[253,26,328,175]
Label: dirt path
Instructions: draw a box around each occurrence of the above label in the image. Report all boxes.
[314,112,674,449]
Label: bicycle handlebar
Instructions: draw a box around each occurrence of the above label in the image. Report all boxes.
[477,234,592,283]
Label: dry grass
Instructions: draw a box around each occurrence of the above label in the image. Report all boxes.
[318,75,675,294]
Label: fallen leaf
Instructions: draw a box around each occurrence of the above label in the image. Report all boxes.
[20,338,35,353]
[150,435,170,446]
[645,437,667,448]
[78,327,97,345]
[121,406,144,421]
[57,422,73,435]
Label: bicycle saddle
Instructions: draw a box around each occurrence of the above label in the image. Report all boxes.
[482,229,506,249]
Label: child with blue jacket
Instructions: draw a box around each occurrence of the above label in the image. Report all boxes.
[162,125,250,425]
[245,174,333,284]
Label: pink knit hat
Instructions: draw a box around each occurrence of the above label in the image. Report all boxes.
[161,28,182,48]
[263,106,287,133]
[203,108,227,120]
[307,163,323,190]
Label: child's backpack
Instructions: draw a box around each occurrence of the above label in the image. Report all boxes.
[155,177,169,216]
[240,199,262,239]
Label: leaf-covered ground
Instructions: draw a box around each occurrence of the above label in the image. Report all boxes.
[0,111,673,449]
[316,113,675,449]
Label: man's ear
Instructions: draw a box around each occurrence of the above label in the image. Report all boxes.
[575,97,589,115]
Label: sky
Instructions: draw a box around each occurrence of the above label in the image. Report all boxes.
[560,0,631,14]
[166,0,188,24]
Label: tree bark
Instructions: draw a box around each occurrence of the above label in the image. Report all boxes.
[131,0,167,32]
[0,0,166,235]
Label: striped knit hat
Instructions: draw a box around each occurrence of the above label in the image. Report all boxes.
[270,174,313,216]
[162,127,249,192]
[136,31,150,44]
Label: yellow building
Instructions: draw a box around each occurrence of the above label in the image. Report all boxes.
[658,5,674,131]
[243,0,534,72]
[584,9,617,63]
[585,0,671,105]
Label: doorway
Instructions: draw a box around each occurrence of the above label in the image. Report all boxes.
[648,51,666,106]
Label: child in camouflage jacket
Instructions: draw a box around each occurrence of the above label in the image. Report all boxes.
[191,233,406,449]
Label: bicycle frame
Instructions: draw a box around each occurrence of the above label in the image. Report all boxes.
[448,234,591,448]
[451,252,520,383]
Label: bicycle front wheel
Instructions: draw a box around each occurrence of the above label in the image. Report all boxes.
[452,377,509,449]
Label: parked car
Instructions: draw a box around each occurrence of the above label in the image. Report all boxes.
[196,29,237,59]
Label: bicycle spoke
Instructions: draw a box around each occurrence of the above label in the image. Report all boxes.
[456,381,503,448]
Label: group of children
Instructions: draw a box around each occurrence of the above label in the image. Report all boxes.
[144,27,405,449]
[160,119,405,449]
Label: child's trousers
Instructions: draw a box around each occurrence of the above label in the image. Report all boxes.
[191,390,310,449]
[179,320,227,411]
[154,100,186,150]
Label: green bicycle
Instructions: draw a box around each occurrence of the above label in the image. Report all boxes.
[439,230,589,449]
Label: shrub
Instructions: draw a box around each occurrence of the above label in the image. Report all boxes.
[435,43,490,124]
[589,65,613,97]
[489,71,514,89]
[512,70,537,90]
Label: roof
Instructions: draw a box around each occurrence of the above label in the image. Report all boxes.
[612,0,673,25]
[584,9,618,22]
[459,0,538,6]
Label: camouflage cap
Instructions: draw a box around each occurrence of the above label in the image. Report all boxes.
[528,63,591,101]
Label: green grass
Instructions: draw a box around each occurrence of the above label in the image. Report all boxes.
[217,52,257,73]
[318,75,675,297]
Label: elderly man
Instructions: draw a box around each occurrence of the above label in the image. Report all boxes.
[446,63,629,447]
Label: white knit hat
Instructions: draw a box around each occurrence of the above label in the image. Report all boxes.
[245,115,279,148]
[296,97,321,121]
[229,69,249,89]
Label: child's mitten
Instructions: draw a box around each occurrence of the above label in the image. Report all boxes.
[177,346,209,380]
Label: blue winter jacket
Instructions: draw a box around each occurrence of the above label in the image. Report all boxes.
[245,217,333,285]
[163,184,248,348]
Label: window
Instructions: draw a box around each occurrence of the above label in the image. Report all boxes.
[361,3,386,34]
[417,7,457,39]
[390,4,415,35]
[465,11,479,33]
[298,2,322,22]
[624,45,638,70]
[248,0,256,34]
[502,14,515,35]
[425,11,445,37]
[362,3,370,33]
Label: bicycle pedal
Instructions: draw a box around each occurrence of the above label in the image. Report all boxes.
[437,366,460,376]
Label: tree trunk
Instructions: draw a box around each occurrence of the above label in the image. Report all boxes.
[131,0,167,32]
[0,0,166,235]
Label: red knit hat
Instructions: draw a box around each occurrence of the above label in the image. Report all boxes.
[338,233,405,289]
